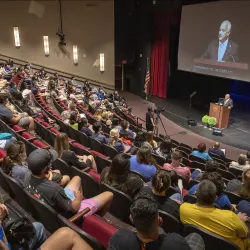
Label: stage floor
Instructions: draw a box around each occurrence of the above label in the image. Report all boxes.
[148,95,250,152]
[121,91,248,160]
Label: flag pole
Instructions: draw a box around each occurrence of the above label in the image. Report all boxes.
[144,57,150,101]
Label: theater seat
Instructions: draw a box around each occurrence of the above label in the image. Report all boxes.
[42,122,52,128]
[50,128,60,134]
[22,132,36,141]
[34,117,44,123]
[13,125,25,133]
[82,215,118,249]
[90,150,109,159]
[33,140,50,149]
[72,142,89,150]
[0,148,6,162]
[88,169,101,183]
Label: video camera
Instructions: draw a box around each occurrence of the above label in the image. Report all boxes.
[154,106,165,115]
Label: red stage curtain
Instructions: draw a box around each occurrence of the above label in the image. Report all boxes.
[150,10,181,98]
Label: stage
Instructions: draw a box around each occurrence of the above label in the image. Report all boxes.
[121,91,249,160]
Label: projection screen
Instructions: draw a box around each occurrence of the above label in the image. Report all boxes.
[178,1,250,82]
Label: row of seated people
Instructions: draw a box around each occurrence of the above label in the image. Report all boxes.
[2,134,250,250]
[1,62,250,250]
[0,201,96,250]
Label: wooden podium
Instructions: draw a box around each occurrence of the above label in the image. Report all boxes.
[209,103,230,129]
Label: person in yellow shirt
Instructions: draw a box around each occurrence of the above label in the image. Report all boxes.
[180,180,250,250]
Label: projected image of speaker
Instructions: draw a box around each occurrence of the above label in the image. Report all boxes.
[178,1,250,82]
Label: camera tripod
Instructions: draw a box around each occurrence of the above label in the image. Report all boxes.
[155,113,168,137]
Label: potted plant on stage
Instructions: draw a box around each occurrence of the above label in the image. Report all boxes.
[202,115,209,127]
[207,117,217,130]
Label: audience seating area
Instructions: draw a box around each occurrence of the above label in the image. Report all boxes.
[0,62,249,250]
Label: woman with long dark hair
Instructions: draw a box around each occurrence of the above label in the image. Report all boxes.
[101,153,143,198]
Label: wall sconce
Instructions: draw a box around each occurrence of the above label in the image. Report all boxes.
[43,36,49,56]
[73,45,78,65]
[100,53,105,72]
[13,27,20,48]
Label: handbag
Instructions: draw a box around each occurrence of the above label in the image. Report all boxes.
[3,203,35,250]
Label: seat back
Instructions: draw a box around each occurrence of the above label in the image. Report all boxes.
[89,137,104,154]
[184,224,240,250]
[177,146,192,155]
[52,158,75,179]
[152,153,166,166]
[188,179,200,189]
[189,154,206,164]
[130,170,146,182]
[71,167,99,198]
[181,157,191,167]
[218,169,236,180]
[24,189,60,233]
[190,161,206,171]
[171,139,180,148]
[0,170,14,198]
[100,183,132,223]
[103,144,118,160]
[176,149,189,159]
[82,215,118,249]
[158,210,183,234]
[209,152,224,160]
[229,168,243,178]
[165,186,179,198]
[224,191,243,204]
[178,175,188,189]
[78,132,90,148]
[183,194,197,204]
[57,214,105,250]
[2,172,34,214]
[179,143,192,150]
[95,156,112,174]
[70,142,91,156]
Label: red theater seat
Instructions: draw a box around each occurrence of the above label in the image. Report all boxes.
[50,128,60,134]
[88,169,101,183]
[72,142,89,150]
[22,132,35,141]
[90,150,109,159]
[42,122,52,128]
[0,148,6,162]
[33,140,49,149]
[13,125,25,133]
[34,117,44,123]
[82,215,118,249]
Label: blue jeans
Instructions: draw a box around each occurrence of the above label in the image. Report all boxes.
[170,193,183,202]
[29,222,47,250]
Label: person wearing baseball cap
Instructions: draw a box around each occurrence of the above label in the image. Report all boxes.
[25,148,113,216]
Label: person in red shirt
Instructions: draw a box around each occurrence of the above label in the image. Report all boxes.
[162,151,191,182]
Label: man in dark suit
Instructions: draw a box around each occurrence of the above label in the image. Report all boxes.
[208,142,225,158]
[221,94,233,109]
[201,20,239,62]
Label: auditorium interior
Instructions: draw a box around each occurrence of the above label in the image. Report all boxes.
[0,0,249,250]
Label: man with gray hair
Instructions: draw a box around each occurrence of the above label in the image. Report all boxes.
[180,180,250,249]
[202,20,239,62]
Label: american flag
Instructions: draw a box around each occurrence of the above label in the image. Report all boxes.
[144,58,150,95]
